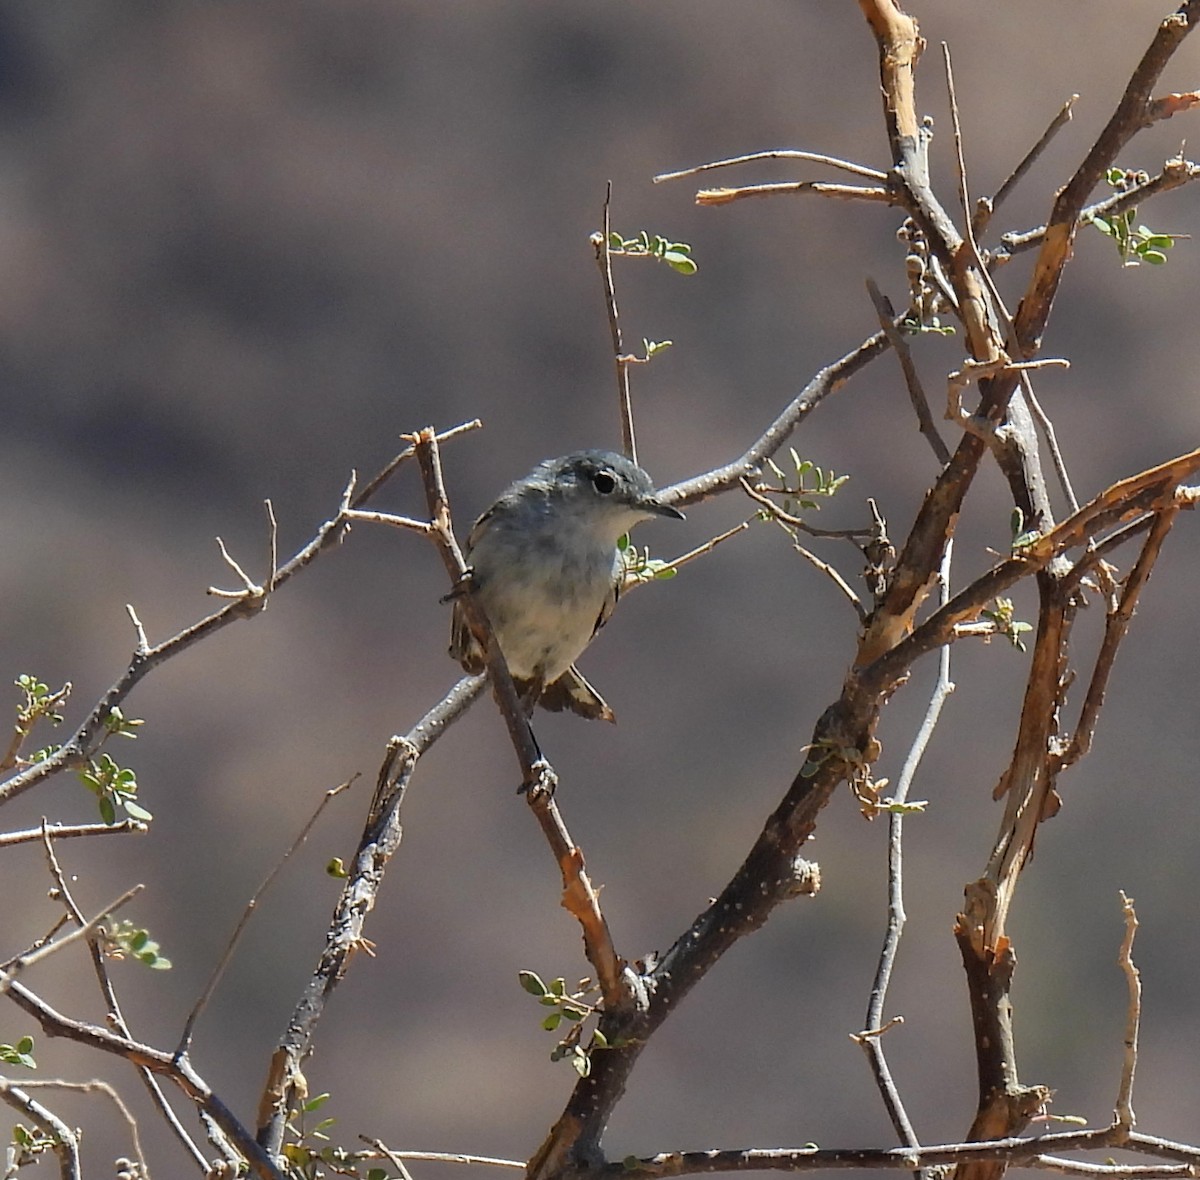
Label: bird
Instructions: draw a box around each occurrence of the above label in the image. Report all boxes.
[449,450,684,722]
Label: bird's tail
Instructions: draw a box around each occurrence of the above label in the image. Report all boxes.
[535,666,616,723]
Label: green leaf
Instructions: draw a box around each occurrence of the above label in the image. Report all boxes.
[99,795,116,826]
[518,970,547,997]
[124,800,153,822]
[881,799,928,815]
[542,1012,563,1031]
[664,252,697,274]
[0,1036,37,1069]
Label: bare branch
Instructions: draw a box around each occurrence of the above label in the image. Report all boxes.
[1114,892,1142,1133]
[655,149,887,184]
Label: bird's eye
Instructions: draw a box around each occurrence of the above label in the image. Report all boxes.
[592,471,617,494]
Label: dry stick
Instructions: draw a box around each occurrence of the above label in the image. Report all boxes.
[583,1126,1200,1179]
[0,419,483,809]
[695,181,892,205]
[593,184,637,464]
[358,1141,524,1171]
[7,978,285,1180]
[0,819,146,847]
[972,94,1077,239]
[626,519,753,586]
[865,278,952,466]
[855,542,955,1156]
[1058,506,1178,769]
[38,826,190,1175]
[0,1077,81,1179]
[1114,893,1141,1133]
[655,149,888,185]
[176,779,355,1059]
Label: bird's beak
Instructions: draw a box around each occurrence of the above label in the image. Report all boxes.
[642,496,685,521]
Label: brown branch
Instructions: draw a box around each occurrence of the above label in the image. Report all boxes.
[592,185,637,464]
[1114,892,1142,1133]
[696,182,892,205]
[865,277,951,465]
[1057,507,1178,769]
[583,1126,1200,1178]
[0,819,147,847]
[655,149,887,184]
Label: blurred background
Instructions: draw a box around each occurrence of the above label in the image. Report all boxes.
[1,1,1198,1175]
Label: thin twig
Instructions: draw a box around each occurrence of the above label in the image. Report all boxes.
[655,149,887,184]
[973,95,1077,238]
[865,278,951,465]
[20,1079,147,1176]
[264,498,279,592]
[358,1140,525,1170]
[1114,891,1141,1132]
[0,884,144,983]
[622,520,754,592]
[1059,506,1177,769]
[176,779,355,1058]
[857,542,955,1156]
[0,820,147,847]
[663,328,890,507]
[593,184,637,464]
[696,181,891,205]
[37,825,186,1174]
[342,508,433,532]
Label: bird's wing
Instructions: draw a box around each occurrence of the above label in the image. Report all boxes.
[591,562,623,639]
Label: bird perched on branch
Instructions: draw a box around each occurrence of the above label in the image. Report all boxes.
[449,450,684,722]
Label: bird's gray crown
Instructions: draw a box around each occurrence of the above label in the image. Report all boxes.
[510,450,683,520]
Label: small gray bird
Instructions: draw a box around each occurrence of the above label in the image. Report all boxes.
[450,450,684,722]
